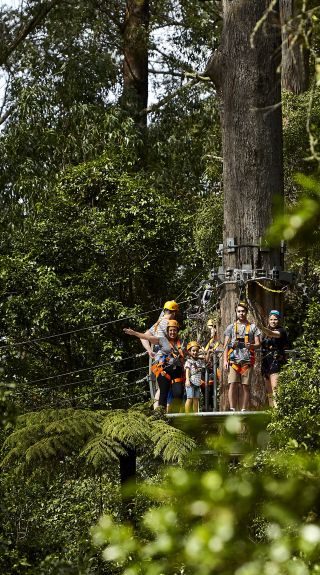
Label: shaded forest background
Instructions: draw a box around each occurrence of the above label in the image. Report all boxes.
[0,1,320,573]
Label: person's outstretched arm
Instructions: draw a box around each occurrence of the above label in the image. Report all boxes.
[140,329,156,358]
[123,328,159,346]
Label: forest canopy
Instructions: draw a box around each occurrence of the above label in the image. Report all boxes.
[0,0,320,573]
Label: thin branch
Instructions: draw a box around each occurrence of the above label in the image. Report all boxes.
[0,106,15,126]
[0,77,10,119]
[1,0,63,66]
[149,68,211,82]
[250,0,278,48]
[140,79,198,116]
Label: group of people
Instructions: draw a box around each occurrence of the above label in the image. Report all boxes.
[123,299,288,412]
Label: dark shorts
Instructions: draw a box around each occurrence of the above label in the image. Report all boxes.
[262,356,286,376]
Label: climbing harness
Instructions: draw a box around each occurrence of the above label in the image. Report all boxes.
[151,337,185,384]
[227,322,255,375]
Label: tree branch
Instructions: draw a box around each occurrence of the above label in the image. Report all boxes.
[204,49,223,88]
[1,0,63,66]
[149,68,211,82]
[0,106,15,126]
[140,79,199,116]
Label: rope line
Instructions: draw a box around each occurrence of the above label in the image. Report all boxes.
[23,351,147,385]
[39,370,149,393]
[0,297,196,351]
[175,271,204,301]
[25,384,150,412]
[251,280,288,294]
[23,363,149,386]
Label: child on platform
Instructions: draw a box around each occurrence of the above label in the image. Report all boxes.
[184,341,204,413]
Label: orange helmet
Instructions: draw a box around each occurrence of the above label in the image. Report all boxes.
[187,341,200,351]
[167,319,179,330]
[163,300,179,312]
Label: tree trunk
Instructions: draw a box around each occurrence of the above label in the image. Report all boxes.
[122,0,149,130]
[119,448,137,522]
[280,0,309,94]
[218,0,284,409]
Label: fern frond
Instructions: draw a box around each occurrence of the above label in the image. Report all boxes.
[16,408,78,427]
[81,434,126,469]
[3,424,45,450]
[45,410,102,438]
[102,410,150,448]
[1,446,20,469]
[150,420,196,464]
[25,431,83,465]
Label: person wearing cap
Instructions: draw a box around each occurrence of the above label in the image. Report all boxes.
[123,319,185,411]
[223,302,261,411]
[185,341,204,413]
[259,310,289,407]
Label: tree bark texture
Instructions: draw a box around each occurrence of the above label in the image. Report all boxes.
[122,0,149,129]
[218,0,284,409]
[280,0,309,94]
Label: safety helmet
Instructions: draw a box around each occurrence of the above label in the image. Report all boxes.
[187,341,200,351]
[163,300,179,312]
[167,319,179,330]
[207,319,215,328]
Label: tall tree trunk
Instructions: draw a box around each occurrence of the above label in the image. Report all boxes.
[119,448,137,522]
[217,0,284,409]
[122,0,149,131]
[280,0,309,94]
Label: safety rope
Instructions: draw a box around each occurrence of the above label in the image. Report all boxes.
[22,362,148,389]
[0,297,197,351]
[24,373,151,411]
[251,280,288,294]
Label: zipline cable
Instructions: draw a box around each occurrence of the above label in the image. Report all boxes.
[23,363,149,386]
[175,270,204,302]
[31,367,149,392]
[26,382,150,412]
[0,297,196,351]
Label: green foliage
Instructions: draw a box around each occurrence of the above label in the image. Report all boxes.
[193,193,223,268]
[268,174,320,245]
[269,359,320,450]
[93,429,320,575]
[0,384,16,429]
[268,299,320,450]
[1,405,197,475]
[0,467,121,574]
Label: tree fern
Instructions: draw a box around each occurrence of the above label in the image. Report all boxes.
[1,404,197,476]
[102,409,150,449]
[149,419,196,464]
[80,434,127,470]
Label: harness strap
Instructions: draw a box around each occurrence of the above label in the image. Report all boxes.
[229,321,255,367]
[231,363,250,375]
[159,370,185,384]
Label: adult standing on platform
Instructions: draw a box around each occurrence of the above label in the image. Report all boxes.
[123,319,184,412]
[223,302,261,411]
[140,300,180,358]
[259,310,289,407]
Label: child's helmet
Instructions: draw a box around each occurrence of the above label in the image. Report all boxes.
[187,341,200,351]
